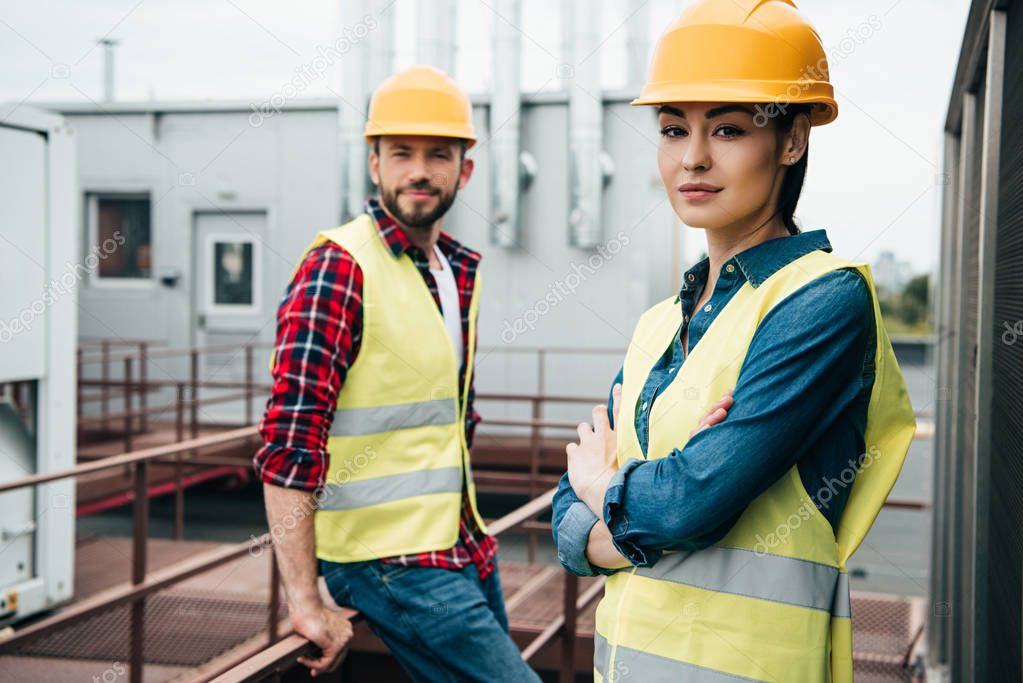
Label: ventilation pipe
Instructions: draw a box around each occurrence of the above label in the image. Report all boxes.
[625,0,651,89]
[417,0,456,75]
[338,0,395,221]
[100,38,118,102]
[564,0,610,248]
[490,0,532,247]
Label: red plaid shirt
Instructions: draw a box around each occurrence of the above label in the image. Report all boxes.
[255,197,497,579]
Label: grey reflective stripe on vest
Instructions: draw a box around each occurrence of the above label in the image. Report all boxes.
[318,467,461,511]
[594,627,612,678]
[832,570,851,618]
[330,398,456,437]
[635,545,840,614]
[593,633,769,682]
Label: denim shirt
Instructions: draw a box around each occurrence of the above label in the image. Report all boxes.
[552,230,876,575]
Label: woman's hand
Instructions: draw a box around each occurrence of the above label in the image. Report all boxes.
[691,390,734,438]
[567,385,622,516]
[567,386,735,517]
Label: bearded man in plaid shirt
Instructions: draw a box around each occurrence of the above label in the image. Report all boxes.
[254,66,541,682]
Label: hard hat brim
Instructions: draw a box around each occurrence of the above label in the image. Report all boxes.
[364,123,477,149]
[631,82,838,127]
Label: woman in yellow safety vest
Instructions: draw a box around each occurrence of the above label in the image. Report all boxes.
[553,1,917,681]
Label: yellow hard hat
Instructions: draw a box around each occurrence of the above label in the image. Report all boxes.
[364,65,477,148]
[632,0,838,126]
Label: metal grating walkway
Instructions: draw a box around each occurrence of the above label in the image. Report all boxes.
[11,589,285,668]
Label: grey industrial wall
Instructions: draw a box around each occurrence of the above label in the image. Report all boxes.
[58,97,676,426]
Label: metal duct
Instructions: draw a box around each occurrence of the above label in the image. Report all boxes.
[624,0,651,89]
[366,0,395,89]
[417,0,456,75]
[338,0,395,221]
[564,0,607,248]
[490,0,524,247]
[101,39,118,102]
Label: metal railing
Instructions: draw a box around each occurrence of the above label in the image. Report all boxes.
[74,339,936,450]
[77,340,264,437]
[71,341,614,560]
[207,486,603,683]
[0,436,590,683]
[0,339,938,683]
[0,427,264,683]
[71,339,935,556]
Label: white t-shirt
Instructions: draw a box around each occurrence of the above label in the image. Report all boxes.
[431,245,464,366]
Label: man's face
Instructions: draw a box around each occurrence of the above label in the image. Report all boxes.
[369,136,474,231]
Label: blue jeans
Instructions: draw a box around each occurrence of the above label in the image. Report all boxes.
[320,557,541,682]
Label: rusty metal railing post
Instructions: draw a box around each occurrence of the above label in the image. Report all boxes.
[129,459,150,683]
[175,383,185,443]
[76,348,83,422]
[269,549,281,644]
[123,357,134,453]
[528,397,540,564]
[245,344,254,426]
[139,342,148,433]
[174,382,185,541]
[560,572,579,683]
[101,339,110,431]
[527,349,547,564]
[190,349,199,439]
[189,350,200,532]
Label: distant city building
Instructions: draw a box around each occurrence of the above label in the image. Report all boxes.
[873,250,915,293]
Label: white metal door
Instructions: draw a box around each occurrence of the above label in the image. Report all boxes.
[193,211,273,424]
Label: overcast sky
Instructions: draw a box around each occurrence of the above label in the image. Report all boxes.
[0,0,971,274]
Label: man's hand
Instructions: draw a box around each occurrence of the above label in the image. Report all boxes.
[262,484,353,677]
[293,605,354,676]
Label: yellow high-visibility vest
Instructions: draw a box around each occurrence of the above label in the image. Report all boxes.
[272,214,486,562]
[595,250,916,683]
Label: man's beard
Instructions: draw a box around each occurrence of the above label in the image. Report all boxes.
[380,180,459,230]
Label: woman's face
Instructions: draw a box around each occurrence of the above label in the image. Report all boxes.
[656,101,793,233]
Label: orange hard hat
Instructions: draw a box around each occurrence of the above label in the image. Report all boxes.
[364,65,477,147]
[632,0,838,126]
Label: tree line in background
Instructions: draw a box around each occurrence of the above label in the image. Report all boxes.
[878,273,931,337]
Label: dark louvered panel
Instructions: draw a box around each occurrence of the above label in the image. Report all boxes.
[987,5,1023,679]
[954,78,985,683]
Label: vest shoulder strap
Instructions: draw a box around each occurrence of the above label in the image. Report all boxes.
[270,214,377,374]
[316,214,377,256]
[754,249,867,300]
